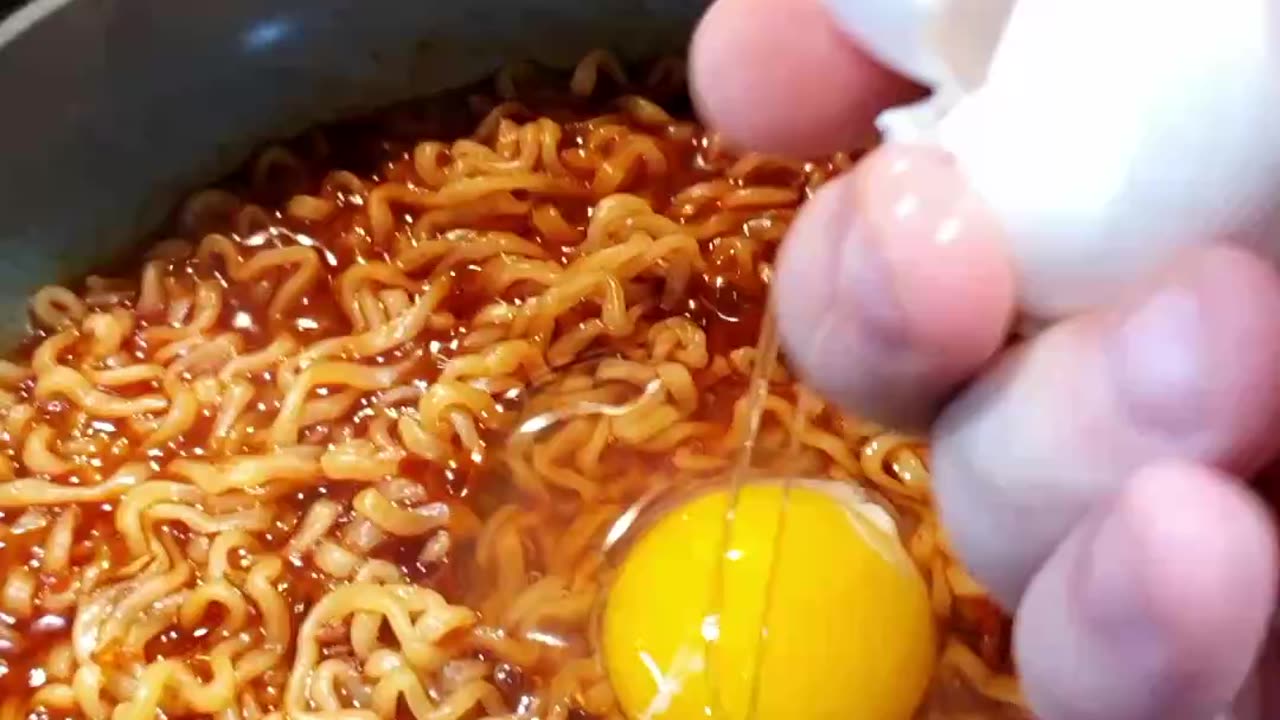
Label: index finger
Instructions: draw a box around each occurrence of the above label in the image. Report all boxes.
[690,0,924,157]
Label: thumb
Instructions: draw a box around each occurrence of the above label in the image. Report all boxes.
[775,143,1014,431]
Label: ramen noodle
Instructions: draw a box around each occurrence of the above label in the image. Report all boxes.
[0,52,1024,719]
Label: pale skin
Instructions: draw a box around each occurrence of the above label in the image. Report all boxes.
[690,1,1280,718]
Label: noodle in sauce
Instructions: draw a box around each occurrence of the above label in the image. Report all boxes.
[0,52,1023,719]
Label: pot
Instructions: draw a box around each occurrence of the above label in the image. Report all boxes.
[0,0,706,342]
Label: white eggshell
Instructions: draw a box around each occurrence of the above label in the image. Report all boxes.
[823,0,950,84]
[936,0,1280,317]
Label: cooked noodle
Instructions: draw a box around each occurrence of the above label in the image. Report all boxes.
[0,53,1023,719]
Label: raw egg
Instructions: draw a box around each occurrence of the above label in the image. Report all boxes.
[603,482,935,720]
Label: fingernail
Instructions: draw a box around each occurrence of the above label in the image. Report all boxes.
[856,144,1004,253]
[1107,286,1207,437]
[858,146,965,237]
[1078,510,1170,680]
[849,144,1008,340]
[847,146,968,338]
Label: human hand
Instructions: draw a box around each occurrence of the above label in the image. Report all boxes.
[690,1,1280,718]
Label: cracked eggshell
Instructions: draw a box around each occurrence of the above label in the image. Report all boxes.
[823,0,1014,91]
[840,0,1280,318]
[822,0,951,85]
[937,0,1280,317]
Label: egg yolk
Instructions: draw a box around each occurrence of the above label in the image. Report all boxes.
[602,483,936,720]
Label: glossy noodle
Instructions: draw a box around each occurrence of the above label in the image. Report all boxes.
[0,52,1024,719]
